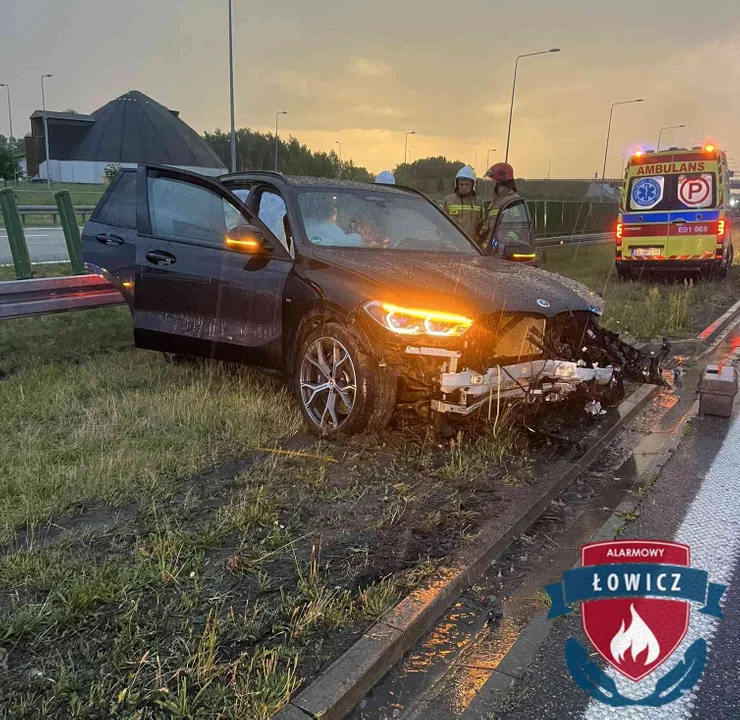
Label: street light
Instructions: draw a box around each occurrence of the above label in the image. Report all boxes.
[404,131,415,184]
[274,111,288,172]
[601,99,643,186]
[0,84,12,142]
[335,141,342,177]
[473,148,478,174]
[486,148,497,169]
[505,48,560,162]
[41,74,53,189]
[657,124,686,152]
[228,0,236,172]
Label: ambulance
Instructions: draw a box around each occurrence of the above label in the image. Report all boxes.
[616,145,734,279]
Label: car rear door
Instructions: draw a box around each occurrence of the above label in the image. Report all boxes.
[132,165,293,366]
[81,169,138,292]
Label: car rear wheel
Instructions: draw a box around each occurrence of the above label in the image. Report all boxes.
[295,323,396,437]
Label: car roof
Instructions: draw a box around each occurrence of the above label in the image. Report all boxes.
[219,170,417,196]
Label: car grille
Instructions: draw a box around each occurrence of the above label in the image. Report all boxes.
[463,313,546,368]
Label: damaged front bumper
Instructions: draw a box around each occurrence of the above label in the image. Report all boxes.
[405,347,615,416]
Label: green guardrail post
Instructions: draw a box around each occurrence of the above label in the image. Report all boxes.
[55,190,84,274]
[0,187,32,279]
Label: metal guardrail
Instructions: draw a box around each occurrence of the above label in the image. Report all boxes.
[537,232,613,249]
[0,274,125,320]
[16,205,96,225]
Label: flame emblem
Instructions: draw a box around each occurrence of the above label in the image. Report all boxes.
[610,604,660,665]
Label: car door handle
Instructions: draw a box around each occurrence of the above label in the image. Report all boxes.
[96,233,124,245]
[672,219,687,224]
[145,250,177,266]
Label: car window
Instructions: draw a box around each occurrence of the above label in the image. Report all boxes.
[96,171,137,229]
[297,189,477,253]
[627,174,717,211]
[258,190,292,254]
[147,176,244,246]
[232,187,251,203]
[494,201,534,248]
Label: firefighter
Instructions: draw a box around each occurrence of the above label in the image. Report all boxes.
[442,166,486,242]
[483,162,524,247]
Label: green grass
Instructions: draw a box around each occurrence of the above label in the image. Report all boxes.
[0,262,75,281]
[10,182,106,207]
[542,243,740,340]
[0,308,302,540]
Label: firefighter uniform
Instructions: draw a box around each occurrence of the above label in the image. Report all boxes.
[486,186,525,243]
[442,166,485,242]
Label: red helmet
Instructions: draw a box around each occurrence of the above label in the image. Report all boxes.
[485,162,515,182]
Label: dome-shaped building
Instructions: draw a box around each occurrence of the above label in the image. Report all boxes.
[26,90,226,183]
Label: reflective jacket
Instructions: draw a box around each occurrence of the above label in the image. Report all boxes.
[442,191,485,241]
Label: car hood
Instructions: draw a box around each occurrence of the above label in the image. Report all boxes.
[307,249,603,318]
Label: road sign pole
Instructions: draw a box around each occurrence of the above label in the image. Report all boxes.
[55,190,84,274]
[0,187,32,279]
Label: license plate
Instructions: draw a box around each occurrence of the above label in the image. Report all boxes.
[631,247,662,258]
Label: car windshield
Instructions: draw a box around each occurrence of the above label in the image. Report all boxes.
[296,189,478,253]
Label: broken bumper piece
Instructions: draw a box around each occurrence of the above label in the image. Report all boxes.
[432,359,614,416]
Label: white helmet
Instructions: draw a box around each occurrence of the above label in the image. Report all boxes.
[456,165,477,181]
[375,170,396,184]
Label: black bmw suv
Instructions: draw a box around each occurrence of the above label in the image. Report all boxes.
[83,165,625,437]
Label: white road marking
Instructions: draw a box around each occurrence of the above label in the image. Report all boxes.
[585,369,740,718]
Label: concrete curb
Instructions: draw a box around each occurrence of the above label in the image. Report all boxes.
[276,383,659,720]
[461,396,702,719]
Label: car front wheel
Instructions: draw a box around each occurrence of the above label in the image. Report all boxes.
[295,322,396,437]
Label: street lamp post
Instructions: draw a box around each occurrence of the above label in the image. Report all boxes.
[404,131,415,185]
[274,111,288,172]
[486,148,496,169]
[657,124,686,152]
[601,99,643,188]
[0,83,13,142]
[335,141,342,177]
[0,83,14,184]
[228,0,236,172]
[473,148,478,174]
[41,74,53,189]
[505,48,560,163]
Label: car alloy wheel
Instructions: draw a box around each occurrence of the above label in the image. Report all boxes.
[299,336,357,431]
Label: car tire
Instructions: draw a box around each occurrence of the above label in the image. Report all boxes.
[295,322,396,437]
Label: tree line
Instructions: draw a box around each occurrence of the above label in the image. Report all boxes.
[203,128,374,183]
[202,129,469,193]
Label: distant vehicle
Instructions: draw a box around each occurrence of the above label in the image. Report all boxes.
[616,145,734,279]
[83,166,639,436]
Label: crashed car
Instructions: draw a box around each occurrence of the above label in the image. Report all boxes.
[82,165,657,437]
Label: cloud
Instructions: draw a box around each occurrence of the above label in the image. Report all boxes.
[347,57,392,77]
[355,104,405,118]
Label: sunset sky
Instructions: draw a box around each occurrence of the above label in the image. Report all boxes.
[2,0,740,178]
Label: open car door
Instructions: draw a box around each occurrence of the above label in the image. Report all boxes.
[132,165,293,367]
[486,197,537,264]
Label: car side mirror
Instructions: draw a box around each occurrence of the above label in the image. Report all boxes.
[225,224,273,255]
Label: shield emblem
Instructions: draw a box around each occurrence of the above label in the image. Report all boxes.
[581,540,690,681]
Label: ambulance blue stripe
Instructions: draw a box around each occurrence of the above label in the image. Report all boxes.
[622,210,721,223]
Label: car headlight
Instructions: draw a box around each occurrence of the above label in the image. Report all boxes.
[363,301,473,337]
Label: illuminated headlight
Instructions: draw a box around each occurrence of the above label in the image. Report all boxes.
[363,301,473,337]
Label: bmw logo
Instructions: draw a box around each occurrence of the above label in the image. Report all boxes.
[536,299,551,308]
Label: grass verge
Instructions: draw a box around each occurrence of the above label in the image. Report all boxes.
[542,243,740,340]
[1,306,552,718]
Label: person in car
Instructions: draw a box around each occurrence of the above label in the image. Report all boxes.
[303,196,363,247]
[442,166,486,244]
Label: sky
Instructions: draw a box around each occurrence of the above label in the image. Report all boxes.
[2,0,740,178]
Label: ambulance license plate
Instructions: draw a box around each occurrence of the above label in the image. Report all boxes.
[631,247,661,258]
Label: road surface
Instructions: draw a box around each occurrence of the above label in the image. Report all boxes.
[0,227,73,264]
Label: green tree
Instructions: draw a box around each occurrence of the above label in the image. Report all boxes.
[0,144,20,186]
[393,156,466,195]
[203,128,373,180]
